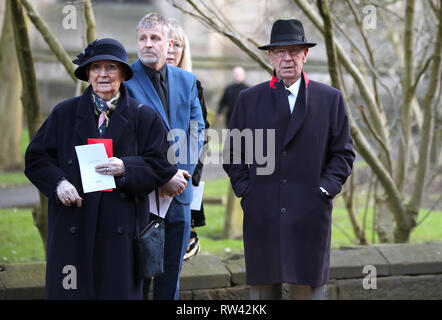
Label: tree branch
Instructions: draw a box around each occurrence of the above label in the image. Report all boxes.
[344,0,381,107]
[409,1,442,212]
[21,0,77,82]
[170,0,272,73]
[313,0,409,230]
[359,105,393,174]
[396,0,416,192]
[84,0,97,44]
[293,0,392,165]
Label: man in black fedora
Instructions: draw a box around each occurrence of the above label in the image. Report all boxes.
[223,19,355,299]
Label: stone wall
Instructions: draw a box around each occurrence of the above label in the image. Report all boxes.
[1,243,441,300]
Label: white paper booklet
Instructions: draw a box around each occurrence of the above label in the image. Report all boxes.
[190,181,205,211]
[74,143,116,193]
[148,190,173,218]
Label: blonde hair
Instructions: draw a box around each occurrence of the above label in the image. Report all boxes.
[168,19,192,72]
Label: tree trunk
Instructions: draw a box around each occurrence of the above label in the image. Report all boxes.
[342,171,368,245]
[0,0,23,171]
[374,193,395,243]
[10,0,48,251]
[224,186,243,239]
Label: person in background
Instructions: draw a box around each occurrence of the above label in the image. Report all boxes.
[24,38,179,299]
[166,19,210,262]
[125,13,205,300]
[217,66,248,126]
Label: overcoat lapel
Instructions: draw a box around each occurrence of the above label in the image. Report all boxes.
[133,60,170,129]
[282,71,309,148]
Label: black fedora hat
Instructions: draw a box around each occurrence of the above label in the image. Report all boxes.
[258,19,316,50]
[73,38,133,81]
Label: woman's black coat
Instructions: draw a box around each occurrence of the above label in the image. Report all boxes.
[25,84,176,299]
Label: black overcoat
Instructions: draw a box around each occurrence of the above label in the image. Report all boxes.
[223,71,355,286]
[24,84,177,299]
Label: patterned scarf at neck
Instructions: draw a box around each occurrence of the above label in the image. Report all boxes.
[92,90,120,136]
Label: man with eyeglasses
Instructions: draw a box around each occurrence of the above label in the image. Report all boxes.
[223,19,355,300]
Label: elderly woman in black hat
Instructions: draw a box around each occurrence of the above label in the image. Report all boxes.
[24,38,182,299]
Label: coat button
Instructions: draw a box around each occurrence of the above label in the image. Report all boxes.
[70,226,77,234]
[281,178,287,184]
[67,159,73,165]
[119,192,126,199]
[117,227,125,234]
[280,208,287,214]
[282,150,288,156]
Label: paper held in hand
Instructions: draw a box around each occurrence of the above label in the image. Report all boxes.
[148,181,205,218]
[75,143,116,193]
[190,181,205,211]
[148,191,172,218]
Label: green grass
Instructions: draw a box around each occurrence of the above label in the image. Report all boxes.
[0,129,31,189]
[21,129,29,155]
[0,208,45,263]
[0,177,441,263]
[0,171,30,189]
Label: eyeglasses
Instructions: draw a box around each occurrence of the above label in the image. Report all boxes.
[173,42,183,50]
[271,46,306,58]
[89,63,120,74]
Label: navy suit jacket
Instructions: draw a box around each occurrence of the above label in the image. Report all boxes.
[125,60,205,204]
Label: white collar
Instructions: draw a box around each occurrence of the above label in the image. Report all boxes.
[286,76,302,96]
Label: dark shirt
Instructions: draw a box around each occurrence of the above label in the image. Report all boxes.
[142,63,169,116]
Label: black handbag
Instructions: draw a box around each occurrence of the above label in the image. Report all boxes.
[134,190,165,279]
[133,104,165,279]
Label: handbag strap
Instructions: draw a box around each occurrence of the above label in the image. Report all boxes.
[134,104,161,238]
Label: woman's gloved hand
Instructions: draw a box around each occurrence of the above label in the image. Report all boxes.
[95,157,125,177]
[56,179,83,207]
[159,169,191,197]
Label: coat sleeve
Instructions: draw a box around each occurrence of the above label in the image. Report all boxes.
[320,91,355,198]
[222,91,250,198]
[119,107,177,196]
[24,110,66,200]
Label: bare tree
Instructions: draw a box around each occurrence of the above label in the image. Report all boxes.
[9,0,48,249]
[0,0,23,171]
[7,0,98,249]
[169,0,442,243]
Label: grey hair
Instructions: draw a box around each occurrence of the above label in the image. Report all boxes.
[167,19,192,72]
[136,12,170,39]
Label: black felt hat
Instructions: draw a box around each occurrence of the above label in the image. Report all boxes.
[73,38,133,81]
[258,19,316,50]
